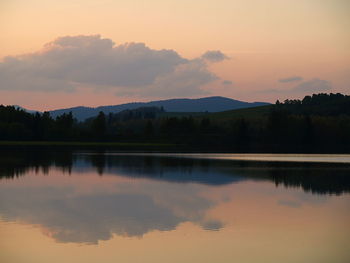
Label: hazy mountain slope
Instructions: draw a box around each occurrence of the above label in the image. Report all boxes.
[49,96,270,121]
[12,105,38,114]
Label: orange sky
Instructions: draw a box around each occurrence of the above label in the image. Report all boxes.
[1,0,349,110]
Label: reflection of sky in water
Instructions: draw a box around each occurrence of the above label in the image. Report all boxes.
[0,153,350,263]
[0,171,225,244]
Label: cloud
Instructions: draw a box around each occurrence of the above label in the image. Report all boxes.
[262,78,332,94]
[149,60,216,96]
[201,50,229,62]
[0,180,222,244]
[0,35,228,97]
[279,76,303,83]
[294,78,331,92]
[201,220,224,231]
[222,80,233,85]
[278,192,327,209]
[0,187,183,243]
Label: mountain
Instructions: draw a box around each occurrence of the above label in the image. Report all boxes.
[13,105,38,114]
[49,96,270,121]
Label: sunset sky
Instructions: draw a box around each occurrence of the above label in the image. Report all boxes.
[1,0,349,111]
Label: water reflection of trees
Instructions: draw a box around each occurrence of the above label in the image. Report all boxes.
[0,150,73,178]
[1,149,349,195]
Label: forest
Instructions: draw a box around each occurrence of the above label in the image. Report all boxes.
[0,93,349,153]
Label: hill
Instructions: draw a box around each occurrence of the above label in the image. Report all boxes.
[12,105,38,114]
[204,104,273,122]
[49,96,269,121]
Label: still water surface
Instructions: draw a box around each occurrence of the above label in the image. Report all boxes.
[0,151,349,263]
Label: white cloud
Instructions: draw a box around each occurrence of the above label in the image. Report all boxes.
[0,35,228,97]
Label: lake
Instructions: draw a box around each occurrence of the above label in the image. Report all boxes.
[1,150,349,263]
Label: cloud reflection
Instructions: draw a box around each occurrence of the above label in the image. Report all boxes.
[0,178,222,244]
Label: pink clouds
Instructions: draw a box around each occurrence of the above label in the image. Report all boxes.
[0,35,228,97]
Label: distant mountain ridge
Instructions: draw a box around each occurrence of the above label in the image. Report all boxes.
[12,105,38,114]
[49,96,269,121]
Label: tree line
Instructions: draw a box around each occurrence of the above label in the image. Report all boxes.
[0,93,349,152]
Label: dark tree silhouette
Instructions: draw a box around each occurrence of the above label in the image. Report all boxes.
[91,111,106,138]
